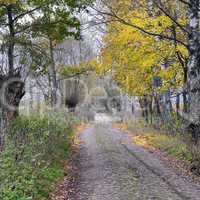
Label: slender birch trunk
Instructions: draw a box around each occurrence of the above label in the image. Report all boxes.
[187,0,200,124]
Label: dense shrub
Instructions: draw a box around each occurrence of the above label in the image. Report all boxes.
[0,115,74,200]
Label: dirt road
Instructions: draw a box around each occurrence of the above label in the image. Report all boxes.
[70,123,200,200]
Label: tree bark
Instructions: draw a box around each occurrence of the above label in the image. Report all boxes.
[0,6,25,148]
[149,95,153,124]
[7,5,15,75]
[49,38,58,106]
[183,65,189,113]
[187,0,200,123]
[176,92,180,117]
[0,75,25,125]
[154,94,162,128]
[183,0,200,143]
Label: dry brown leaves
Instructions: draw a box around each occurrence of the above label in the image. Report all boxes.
[113,123,130,133]
[133,134,156,151]
[151,149,200,185]
[48,158,79,200]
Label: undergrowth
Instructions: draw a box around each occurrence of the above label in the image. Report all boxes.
[126,119,194,164]
[134,133,193,163]
[0,113,77,200]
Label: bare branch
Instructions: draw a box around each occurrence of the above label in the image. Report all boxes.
[13,6,41,22]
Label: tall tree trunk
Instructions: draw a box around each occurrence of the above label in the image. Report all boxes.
[49,38,57,106]
[164,90,173,112]
[187,0,200,123]
[183,65,188,113]
[176,92,180,117]
[149,95,153,124]
[139,98,145,119]
[154,94,162,128]
[139,96,150,123]
[7,5,15,75]
[0,5,25,129]
[144,97,149,123]
[183,91,188,113]
[29,81,33,111]
[186,0,200,143]
[0,5,25,149]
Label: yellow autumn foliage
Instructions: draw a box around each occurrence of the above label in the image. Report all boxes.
[92,0,188,97]
[0,0,17,4]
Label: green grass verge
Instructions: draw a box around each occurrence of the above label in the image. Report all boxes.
[128,122,193,164]
[0,114,76,200]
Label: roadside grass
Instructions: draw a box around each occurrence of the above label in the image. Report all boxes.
[113,118,200,184]
[133,133,193,163]
[0,112,80,200]
[115,120,193,164]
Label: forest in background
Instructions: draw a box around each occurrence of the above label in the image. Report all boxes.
[87,0,200,138]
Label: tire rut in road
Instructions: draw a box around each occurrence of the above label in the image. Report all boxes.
[122,144,189,200]
[71,124,139,200]
[70,124,200,200]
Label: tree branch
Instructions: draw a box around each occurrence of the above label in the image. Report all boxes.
[13,6,41,22]
[153,1,189,34]
[91,6,188,48]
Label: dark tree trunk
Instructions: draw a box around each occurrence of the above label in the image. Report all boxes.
[183,90,188,113]
[49,38,57,106]
[153,94,163,129]
[7,5,15,75]
[139,97,150,123]
[0,75,25,148]
[0,75,25,127]
[165,91,173,113]
[149,95,153,124]
[176,93,180,117]
[139,98,145,119]
[154,95,162,118]
[183,64,189,113]
[0,4,27,150]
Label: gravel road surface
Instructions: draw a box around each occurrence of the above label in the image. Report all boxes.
[70,123,200,200]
